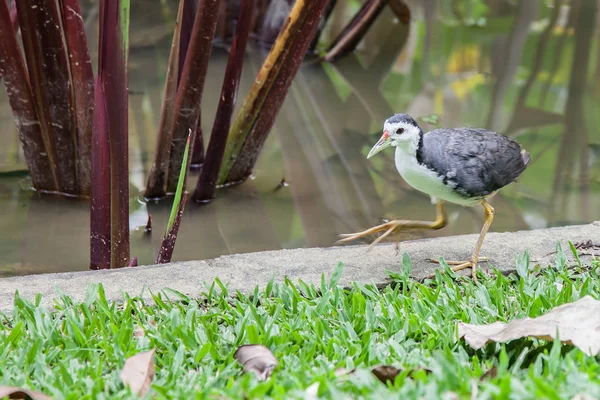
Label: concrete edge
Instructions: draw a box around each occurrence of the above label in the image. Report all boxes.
[0,222,598,311]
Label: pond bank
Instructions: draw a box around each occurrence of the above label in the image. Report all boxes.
[0,222,598,311]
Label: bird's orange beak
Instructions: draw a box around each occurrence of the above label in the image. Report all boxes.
[367,130,392,159]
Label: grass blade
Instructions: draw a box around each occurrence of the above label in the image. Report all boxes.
[167,133,191,234]
[193,0,254,203]
[157,134,191,264]
[165,0,221,193]
[60,0,95,196]
[145,0,186,199]
[324,0,387,62]
[90,76,111,270]
[98,0,131,267]
[0,1,55,191]
[219,0,332,185]
[16,0,79,195]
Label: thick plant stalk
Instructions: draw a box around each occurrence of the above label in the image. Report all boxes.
[324,0,388,62]
[145,0,186,199]
[0,1,55,191]
[190,118,204,167]
[98,0,130,267]
[219,0,331,185]
[193,0,254,202]
[60,0,95,196]
[90,77,111,270]
[165,0,221,193]
[308,0,337,52]
[16,0,79,194]
[387,0,410,24]
[181,0,204,168]
[178,0,197,84]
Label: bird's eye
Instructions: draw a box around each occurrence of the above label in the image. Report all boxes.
[396,128,405,134]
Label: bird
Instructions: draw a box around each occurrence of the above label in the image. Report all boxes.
[337,113,530,281]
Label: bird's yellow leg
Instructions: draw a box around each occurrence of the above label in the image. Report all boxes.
[429,200,495,282]
[337,202,447,249]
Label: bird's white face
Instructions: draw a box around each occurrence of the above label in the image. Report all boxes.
[367,119,421,159]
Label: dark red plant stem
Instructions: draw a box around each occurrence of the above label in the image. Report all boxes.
[60,0,95,196]
[0,1,55,191]
[145,0,185,199]
[9,0,18,33]
[224,0,332,184]
[193,0,254,202]
[144,214,152,234]
[90,76,111,270]
[16,0,78,195]
[98,0,130,267]
[178,0,197,85]
[156,192,188,264]
[165,0,221,193]
[308,0,337,53]
[190,117,204,168]
[387,0,410,25]
[324,0,387,62]
[181,0,205,170]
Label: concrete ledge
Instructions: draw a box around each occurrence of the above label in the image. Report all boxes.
[1,222,598,311]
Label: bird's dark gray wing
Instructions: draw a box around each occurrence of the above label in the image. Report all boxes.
[417,128,529,198]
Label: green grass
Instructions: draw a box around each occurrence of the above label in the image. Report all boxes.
[1,247,600,399]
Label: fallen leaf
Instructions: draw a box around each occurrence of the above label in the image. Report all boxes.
[132,326,145,338]
[132,320,156,338]
[0,387,52,400]
[234,344,278,381]
[479,366,498,381]
[371,365,401,384]
[458,296,600,356]
[120,349,155,397]
[304,382,320,400]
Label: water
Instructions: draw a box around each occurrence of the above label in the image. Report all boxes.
[1,0,599,276]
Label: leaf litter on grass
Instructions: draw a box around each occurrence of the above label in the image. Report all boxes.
[233,344,278,381]
[458,295,600,356]
[120,349,156,397]
[0,387,52,400]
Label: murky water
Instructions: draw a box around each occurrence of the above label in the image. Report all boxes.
[1,0,599,276]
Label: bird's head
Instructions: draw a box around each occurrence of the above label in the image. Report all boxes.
[367,113,422,159]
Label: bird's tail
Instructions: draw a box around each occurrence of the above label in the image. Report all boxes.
[521,149,531,167]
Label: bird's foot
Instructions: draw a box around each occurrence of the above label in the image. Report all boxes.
[337,220,403,250]
[426,257,490,282]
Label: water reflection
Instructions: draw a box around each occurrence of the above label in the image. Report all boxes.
[0,0,599,275]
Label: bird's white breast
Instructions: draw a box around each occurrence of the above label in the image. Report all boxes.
[394,147,480,206]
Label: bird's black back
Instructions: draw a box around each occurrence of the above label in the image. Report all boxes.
[417,128,530,198]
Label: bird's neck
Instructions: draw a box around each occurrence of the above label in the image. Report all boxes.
[395,131,424,161]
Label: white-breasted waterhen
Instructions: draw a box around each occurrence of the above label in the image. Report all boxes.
[337,113,530,281]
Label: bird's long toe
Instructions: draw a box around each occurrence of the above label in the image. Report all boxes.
[426,257,489,282]
[336,222,398,245]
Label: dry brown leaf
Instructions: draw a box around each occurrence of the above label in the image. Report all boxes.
[120,349,156,397]
[0,387,52,400]
[132,326,145,338]
[479,366,498,381]
[371,365,402,384]
[234,344,278,381]
[458,296,600,356]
